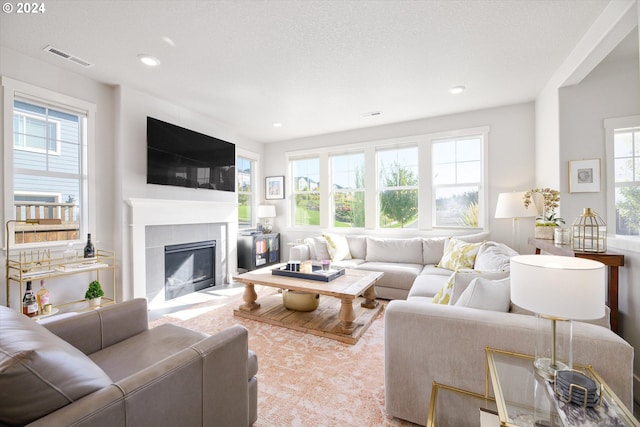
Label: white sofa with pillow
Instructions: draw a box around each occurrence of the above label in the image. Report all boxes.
[288,231,514,300]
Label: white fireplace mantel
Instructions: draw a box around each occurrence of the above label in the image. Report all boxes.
[126,198,238,299]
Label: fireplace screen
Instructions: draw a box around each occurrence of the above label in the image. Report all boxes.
[164,240,216,300]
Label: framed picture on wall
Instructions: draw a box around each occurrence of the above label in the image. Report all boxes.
[569,159,600,193]
[265,176,285,200]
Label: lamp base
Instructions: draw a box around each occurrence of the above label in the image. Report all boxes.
[534,357,570,380]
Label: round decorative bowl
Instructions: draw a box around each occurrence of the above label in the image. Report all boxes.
[282,290,319,312]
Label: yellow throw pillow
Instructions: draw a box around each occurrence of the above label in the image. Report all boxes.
[438,238,483,271]
[322,232,352,262]
[432,272,456,305]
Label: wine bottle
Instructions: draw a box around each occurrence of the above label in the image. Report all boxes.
[84,233,95,258]
[22,281,38,317]
[37,279,50,313]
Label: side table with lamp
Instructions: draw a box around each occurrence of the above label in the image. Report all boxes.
[528,207,624,333]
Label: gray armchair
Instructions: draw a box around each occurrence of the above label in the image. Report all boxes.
[0,299,258,427]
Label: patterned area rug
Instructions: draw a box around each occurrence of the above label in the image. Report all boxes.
[149,285,419,427]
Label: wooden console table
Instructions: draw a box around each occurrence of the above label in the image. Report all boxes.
[528,237,624,333]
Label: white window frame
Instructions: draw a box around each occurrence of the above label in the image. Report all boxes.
[2,77,97,249]
[429,129,487,229]
[289,155,322,228]
[285,126,489,232]
[605,115,640,253]
[236,149,259,229]
[13,110,62,155]
[376,144,420,229]
[329,150,366,228]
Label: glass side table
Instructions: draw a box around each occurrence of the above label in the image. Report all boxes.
[485,347,639,427]
[427,382,498,427]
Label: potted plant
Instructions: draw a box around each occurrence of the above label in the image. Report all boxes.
[523,188,565,239]
[85,280,104,307]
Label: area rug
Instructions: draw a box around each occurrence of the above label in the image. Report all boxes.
[149,285,419,427]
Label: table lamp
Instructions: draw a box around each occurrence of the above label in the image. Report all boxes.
[510,255,605,379]
[257,204,276,234]
[495,191,537,253]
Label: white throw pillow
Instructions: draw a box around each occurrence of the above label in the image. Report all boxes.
[474,242,519,271]
[454,277,511,312]
[322,232,352,262]
[304,237,331,261]
[449,270,510,305]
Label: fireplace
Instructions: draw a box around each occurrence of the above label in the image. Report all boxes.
[164,240,216,301]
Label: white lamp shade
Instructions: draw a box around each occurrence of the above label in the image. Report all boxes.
[495,192,537,219]
[510,255,605,320]
[256,204,276,218]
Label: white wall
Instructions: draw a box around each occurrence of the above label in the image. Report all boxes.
[0,47,116,307]
[263,102,537,253]
[559,51,640,392]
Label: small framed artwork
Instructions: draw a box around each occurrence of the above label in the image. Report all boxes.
[569,159,600,193]
[265,176,285,200]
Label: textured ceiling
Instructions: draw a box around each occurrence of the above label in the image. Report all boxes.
[0,0,615,143]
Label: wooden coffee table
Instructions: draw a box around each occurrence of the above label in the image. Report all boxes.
[233,267,383,344]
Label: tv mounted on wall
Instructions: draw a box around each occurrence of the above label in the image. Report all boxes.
[147,116,236,192]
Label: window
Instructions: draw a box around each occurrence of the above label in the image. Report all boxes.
[291,157,320,226]
[286,127,487,231]
[432,135,482,227]
[13,102,61,154]
[377,146,419,229]
[3,77,94,247]
[331,152,365,228]
[605,117,640,238]
[237,156,254,227]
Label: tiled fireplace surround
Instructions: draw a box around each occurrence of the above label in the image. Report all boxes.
[127,198,238,309]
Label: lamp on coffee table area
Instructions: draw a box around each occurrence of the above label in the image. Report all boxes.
[510,255,605,379]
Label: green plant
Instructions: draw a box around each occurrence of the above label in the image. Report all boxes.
[85,280,104,300]
[523,188,565,226]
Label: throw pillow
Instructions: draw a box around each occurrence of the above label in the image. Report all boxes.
[454,277,511,312]
[0,306,112,425]
[438,238,483,270]
[322,232,352,262]
[449,270,510,305]
[474,242,519,271]
[431,272,457,304]
[305,236,331,261]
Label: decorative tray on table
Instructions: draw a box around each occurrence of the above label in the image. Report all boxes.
[271,264,345,282]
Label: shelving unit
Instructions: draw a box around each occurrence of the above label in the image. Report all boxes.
[6,249,116,314]
[238,233,280,271]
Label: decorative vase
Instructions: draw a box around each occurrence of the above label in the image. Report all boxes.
[535,225,556,240]
[88,297,102,307]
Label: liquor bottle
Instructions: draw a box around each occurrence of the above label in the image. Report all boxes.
[36,279,50,313]
[84,233,95,258]
[22,281,38,317]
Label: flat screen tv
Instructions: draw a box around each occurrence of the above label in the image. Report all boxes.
[147,116,236,192]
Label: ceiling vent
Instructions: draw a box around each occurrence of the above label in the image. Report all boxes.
[43,45,93,68]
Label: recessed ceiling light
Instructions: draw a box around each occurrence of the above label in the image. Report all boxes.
[272,122,282,128]
[138,54,160,67]
[449,85,466,95]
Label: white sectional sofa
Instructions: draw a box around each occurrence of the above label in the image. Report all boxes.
[288,231,502,300]
[289,232,634,426]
